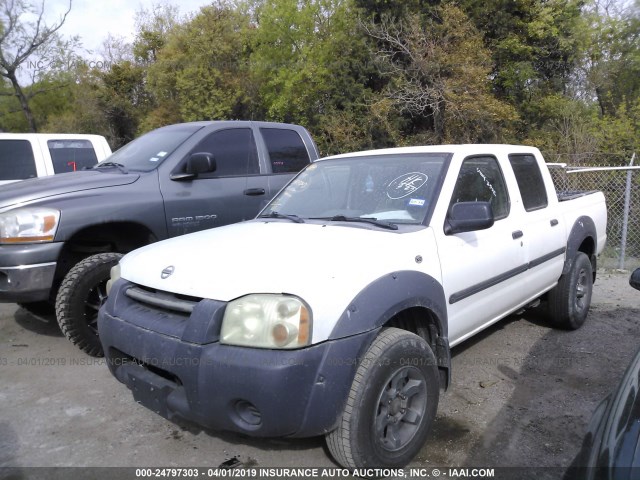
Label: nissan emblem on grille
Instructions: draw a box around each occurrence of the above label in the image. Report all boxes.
[161,266,175,279]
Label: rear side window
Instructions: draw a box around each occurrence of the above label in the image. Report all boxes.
[48,139,99,173]
[260,128,310,173]
[509,154,548,211]
[0,140,37,180]
[191,128,259,177]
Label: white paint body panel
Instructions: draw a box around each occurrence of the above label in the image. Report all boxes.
[0,133,112,185]
[120,221,442,344]
[118,144,607,347]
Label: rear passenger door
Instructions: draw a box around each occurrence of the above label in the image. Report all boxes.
[259,127,313,196]
[160,127,270,237]
[509,154,565,293]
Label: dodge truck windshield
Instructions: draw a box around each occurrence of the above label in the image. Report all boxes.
[97,124,202,172]
[263,153,450,226]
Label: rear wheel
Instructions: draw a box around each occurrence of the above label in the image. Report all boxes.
[547,252,593,330]
[55,252,123,356]
[326,327,439,468]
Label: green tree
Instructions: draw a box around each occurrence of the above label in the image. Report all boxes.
[250,0,365,123]
[0,0,73,131]
[142,3,255,127]
[580,0,640,117]
[460,0,583,103]
[364,4,518,143]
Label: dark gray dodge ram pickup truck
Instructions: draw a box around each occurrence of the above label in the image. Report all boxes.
[0,121,319,356]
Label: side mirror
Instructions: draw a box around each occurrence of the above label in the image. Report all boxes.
[187,152,216,175]
[630,268,640,291]
[444,202,494,235]
[170,153,217,181]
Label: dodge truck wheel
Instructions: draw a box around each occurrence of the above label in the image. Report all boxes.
[56,252,123,357]
[326,327,439,468]
[547,252,593,330]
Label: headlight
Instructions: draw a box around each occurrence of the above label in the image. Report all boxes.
[0,208,60,244]
[221,294,312,349]
[106,263,121,296]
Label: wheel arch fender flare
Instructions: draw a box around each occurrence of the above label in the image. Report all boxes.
[328,271,448,341]
[564,216,598,277]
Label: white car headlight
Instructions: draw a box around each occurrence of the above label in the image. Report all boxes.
[0,208,60,244]
[221,294,312,349]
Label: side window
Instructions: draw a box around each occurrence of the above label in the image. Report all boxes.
[260,128,310,173]
[450,156,510,220]
[48,139,99,173]
[191,128,259,177]
[509,154,548,211]
[0,140,37,180]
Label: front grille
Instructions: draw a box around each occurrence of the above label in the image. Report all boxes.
[125,284,202,315]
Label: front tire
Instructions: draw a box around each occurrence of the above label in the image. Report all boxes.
[55,252,123,356]
[326,327,439,468]
[547,252,593,330]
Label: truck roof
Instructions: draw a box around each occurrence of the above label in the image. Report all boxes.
[323,144,543,161]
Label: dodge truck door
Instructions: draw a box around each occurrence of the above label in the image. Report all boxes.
[437,155,528,346]
[159,128,269,237]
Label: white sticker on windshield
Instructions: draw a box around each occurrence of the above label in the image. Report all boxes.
[387,173,428,199]
[408,198,426,207]
[157,151,167,157]
[149,157,159,162]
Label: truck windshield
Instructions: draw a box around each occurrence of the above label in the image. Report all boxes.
[263,153,450,226]
[98,125,202,172]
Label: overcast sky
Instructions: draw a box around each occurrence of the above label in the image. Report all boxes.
[44,0,210,55]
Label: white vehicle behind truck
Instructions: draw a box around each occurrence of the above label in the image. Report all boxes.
[99,145,607,468]
[0,133,111,185]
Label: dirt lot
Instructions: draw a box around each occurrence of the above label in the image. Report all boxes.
[1,270,639,478]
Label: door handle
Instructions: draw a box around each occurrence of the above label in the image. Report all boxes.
[512,230,524,240]
[550,219,559,227]
[244,188,266,196]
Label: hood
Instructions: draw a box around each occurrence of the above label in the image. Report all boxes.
[120,220,437,343]
[0,170,140,209]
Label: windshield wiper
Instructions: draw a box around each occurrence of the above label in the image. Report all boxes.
[258,211,305,223]
[94,162,128,174]
[311,215,398,230]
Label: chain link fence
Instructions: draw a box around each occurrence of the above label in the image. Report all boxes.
[546,152,639,271]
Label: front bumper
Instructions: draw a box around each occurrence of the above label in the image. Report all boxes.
[99,281,378,438]
[0,243,63,302]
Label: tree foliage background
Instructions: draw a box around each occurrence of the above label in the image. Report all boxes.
[1,0,638,161]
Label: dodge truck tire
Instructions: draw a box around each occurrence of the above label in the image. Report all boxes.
[56,253,123,357]
[326,328,439,468]
[547,252,593,330]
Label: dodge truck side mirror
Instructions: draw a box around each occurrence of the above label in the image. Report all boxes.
[171,153,217,181]
[444,202,494,235]
[187,152,217,175]
[630,268,640,291]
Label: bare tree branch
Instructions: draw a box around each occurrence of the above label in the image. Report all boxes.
[0,0,73,131]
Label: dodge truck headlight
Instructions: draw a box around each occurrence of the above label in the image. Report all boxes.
[0,208,60,244]
[221,294,312,349]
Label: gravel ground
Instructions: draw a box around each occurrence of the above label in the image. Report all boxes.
[0,269,638,478]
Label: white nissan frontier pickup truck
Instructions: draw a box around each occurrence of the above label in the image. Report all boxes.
[98,145,607,469]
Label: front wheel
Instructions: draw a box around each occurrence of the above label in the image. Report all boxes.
[326,328,439,468]
[547,252,593,330]
[55,252,123,357]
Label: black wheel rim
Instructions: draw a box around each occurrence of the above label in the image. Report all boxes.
[575,267,589,313]
[374,365,428,452]
[84,279,109,334]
